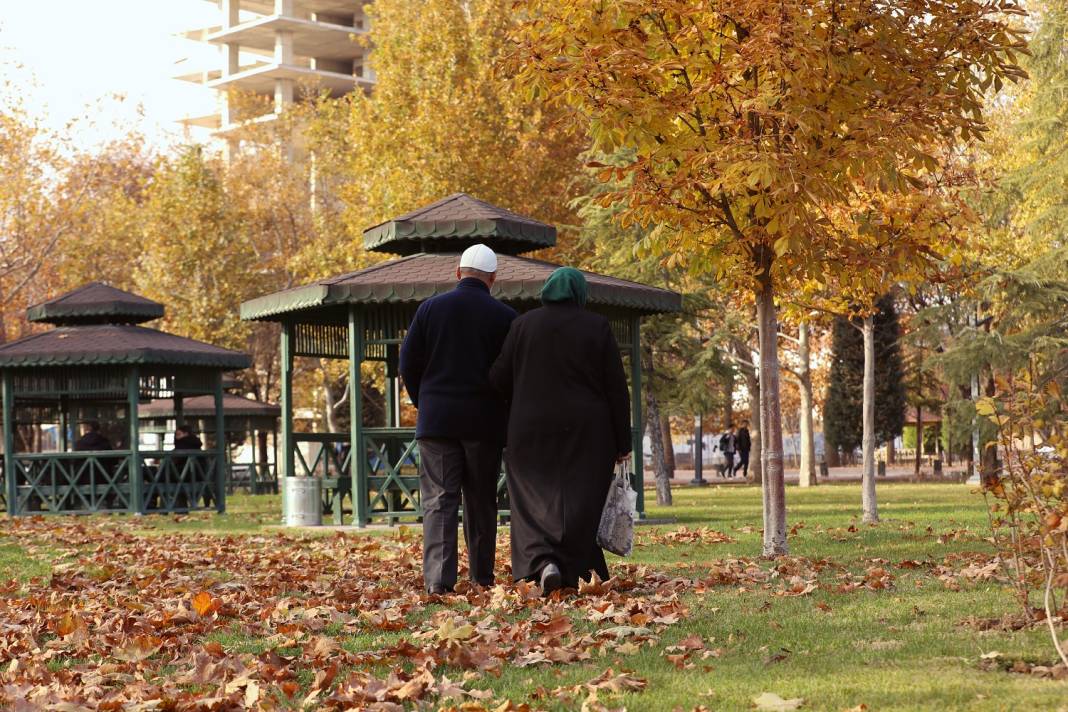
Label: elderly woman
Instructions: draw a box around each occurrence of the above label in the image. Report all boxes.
[489,267,631,593]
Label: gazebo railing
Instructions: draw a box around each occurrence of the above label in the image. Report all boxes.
[10,452,132,514]
[3,450,221,515]
[286,429,510,526]
[227,462,278,494]
[365,427,421,523]
[140,450,220,513]
[293,433,352,523]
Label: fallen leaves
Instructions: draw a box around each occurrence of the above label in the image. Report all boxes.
[753,691,805,710]
[111,634,163,662]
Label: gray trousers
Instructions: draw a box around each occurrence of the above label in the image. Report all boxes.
[418,438,501,589]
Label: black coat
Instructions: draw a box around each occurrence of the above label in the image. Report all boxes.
[400,278,517,443]
[736,427,751,454]
[74,431,111,452]
[174,434,202,450]
[489,303,631,587]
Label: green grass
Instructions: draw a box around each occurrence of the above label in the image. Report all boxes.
[3,482,1064,710]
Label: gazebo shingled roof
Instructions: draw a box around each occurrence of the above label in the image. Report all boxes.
[241,253,680,320]
[140,393,281,419]
[242,193,681,321]
[27,282,165,325]
[0,325,251,369]
[1,284,249,370]
[362,192,557,256]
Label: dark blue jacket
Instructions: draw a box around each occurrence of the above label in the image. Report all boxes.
[399,278,517,443]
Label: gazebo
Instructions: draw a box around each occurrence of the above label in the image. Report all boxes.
[139,392,281,494]
[0,283,250,516]
[240,193,681,526]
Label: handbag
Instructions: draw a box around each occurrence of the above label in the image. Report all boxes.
[597,460,638,556]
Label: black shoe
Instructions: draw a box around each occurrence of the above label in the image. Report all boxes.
[427,584,453,595]
[540,563,562,596]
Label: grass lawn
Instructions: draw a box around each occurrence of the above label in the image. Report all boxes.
[0,482,1064,711]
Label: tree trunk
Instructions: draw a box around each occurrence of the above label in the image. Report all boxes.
[914,404,923,476]
[641,344,672,505]
[737,347,763,485]
[661,416,675,470]
[755,272,788,556]
[723,372,734,430]
[797,322,816,487]
[886,438,896,465]
[322,365,339,434]
[861,315,879,523]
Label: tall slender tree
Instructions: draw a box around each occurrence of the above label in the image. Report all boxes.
[511,0,1025,555]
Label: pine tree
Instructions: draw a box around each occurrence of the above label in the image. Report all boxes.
[824,295,906,456]
[873,295,907,445]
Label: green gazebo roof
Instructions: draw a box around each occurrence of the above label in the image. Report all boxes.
[362,193,557,256]
[241,253,681,321]
[27,282,165,325]
[1,283,250,371]
[139,393,280,419]
[0,325,252,369]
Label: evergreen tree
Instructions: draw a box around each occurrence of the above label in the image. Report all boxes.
[824,316,864,454]
[873,295,907,444]
[824,295,906,455]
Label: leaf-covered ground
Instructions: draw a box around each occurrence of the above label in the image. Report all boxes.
[0,484,1065,711]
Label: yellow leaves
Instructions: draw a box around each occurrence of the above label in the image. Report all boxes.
[752,692,805,711]
[191,591,219,617]
[436,618,476,644]
[53,612,87,640]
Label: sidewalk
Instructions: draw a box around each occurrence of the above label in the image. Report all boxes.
[660,462,969,487]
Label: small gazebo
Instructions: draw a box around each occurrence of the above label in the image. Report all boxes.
[0,283,250,516]
[139,392,280,494]
[240,194,681,526]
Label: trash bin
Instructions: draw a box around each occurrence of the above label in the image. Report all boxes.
[877,461,886,477]
[283,476,322,527]
[933,459,943,477]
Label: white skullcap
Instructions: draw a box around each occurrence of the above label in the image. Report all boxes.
[459,243,498,273]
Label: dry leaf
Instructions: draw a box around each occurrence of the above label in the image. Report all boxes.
[753,692,805,711]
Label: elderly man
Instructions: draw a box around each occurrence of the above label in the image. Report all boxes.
[400,244,517,594]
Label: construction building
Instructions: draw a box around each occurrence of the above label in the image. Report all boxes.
[177,0,374,138]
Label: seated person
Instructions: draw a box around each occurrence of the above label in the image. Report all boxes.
[173,424,202,451]
[71,420,113,505]
[74,420,111,451]
[172,424,204,510]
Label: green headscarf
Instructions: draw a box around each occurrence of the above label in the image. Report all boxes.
[540,267,589,307]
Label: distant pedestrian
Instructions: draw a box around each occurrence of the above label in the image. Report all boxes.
[734,420,751,479]
[720,426,736,478]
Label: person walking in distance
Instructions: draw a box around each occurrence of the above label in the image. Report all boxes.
[399,244,517,595]
[719,425,736,478]
[734,420,752,479]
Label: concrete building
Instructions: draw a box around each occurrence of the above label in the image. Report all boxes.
[178,0,374,137]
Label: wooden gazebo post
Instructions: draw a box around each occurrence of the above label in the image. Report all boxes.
[128,367,143,514]
[3,371,14,511]
[213,373,227,513]
[348,305,368,526]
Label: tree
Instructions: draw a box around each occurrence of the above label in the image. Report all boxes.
[0,101,101,340]
[135,147,255,351]
[511,1,1025,556]
[824,296,906,456]
[574,169,734,505]
[303,0,586,264]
